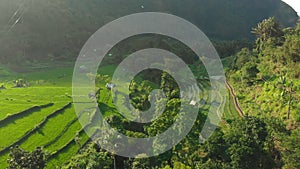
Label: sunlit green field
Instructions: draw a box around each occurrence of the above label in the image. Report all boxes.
[0,62,239,168]
[0,66,81,168]
[0,65,122,168]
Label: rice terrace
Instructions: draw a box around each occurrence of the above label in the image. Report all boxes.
[0,0,300,168]
[0,58,238,168]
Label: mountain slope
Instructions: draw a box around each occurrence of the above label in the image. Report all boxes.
[0,0,298,64]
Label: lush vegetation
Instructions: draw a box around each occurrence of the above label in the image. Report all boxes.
[229,18,300,121]
[227,18,300,169]
[0,1,299,169]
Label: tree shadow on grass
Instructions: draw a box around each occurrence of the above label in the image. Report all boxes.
[98,102,118,117]
[0,105,50,128]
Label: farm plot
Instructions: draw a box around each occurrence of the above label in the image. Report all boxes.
[46,130,91,168]
[0,103,41,121]
[19,104,79,151]
[0,85,76,168]
[223,90,239,120]
[0,103,67,151]
[0,66,106,168]
[0,87,72,104]
[46,109,99,168]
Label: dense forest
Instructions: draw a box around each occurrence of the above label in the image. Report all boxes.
[0,0,298,66]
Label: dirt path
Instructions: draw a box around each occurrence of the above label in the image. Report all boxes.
[225,80,244,118]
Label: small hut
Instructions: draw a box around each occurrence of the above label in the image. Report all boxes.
[106,83,116,90]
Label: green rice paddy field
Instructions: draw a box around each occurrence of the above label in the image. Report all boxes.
[0,66,91,168]
[0,61,238,168]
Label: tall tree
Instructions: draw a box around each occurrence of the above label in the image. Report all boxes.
[252,17,284,51]
[63,143,112,169]
[200,117,276,169]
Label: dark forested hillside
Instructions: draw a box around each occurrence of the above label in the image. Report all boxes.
[0,0,298,65]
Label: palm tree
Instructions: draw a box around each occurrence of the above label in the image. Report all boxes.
[252,17,284,51]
